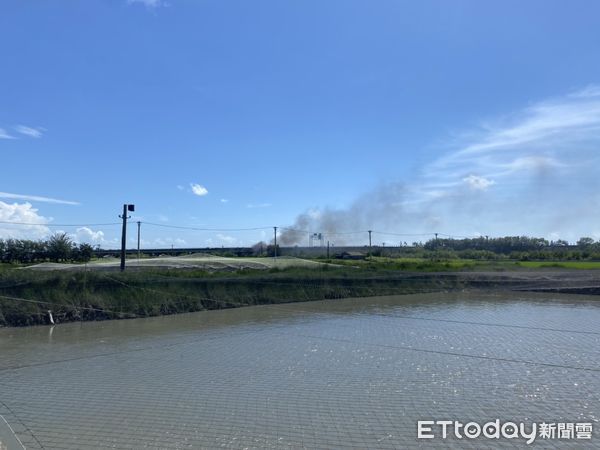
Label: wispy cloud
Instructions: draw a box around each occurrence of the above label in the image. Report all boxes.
[283,85,600,242]
[568,84,600,99]
[127,0,168,8]
[220,198,229,203]
[190,183,208,197]
[408,85,600,237]
[426,85,600,182]
[15,125,44,138]
[0,128,16,139]
[497,155,565,175]
[0,192,80,205]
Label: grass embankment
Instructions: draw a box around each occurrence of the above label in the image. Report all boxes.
[515,261,600,269]
[330,257,482,270]
[3,256,599,327]
[332,257,600,270]
[0,263,467,327]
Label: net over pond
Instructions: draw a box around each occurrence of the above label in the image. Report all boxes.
[0,291,599,448]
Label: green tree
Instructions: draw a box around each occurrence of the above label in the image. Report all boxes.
[47,233,74,262]
[77,243,94,262]
[577,237,595,247]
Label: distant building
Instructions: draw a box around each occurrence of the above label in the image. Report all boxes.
[337,251,366,260]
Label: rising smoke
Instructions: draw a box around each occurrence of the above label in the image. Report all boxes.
[278,182,414,246]
[279,87,600,245]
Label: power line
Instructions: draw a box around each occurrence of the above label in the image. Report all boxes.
[142,222,271,232]
[437,233,481,239]
[371,231,436,237]
[0,221,121,227]
[0,219,487,242]
[279,227,368,236]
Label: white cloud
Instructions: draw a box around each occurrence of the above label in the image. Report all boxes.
[72,227,105,244]
[462,175,495,191]
[0,192,80,205]
[0,128,16,139]
[220,198,229,203]
[246,203,272,208]
[0,201,50,239]
[15,125,44,138]
[206,234,237,246]
[190,183,208,197]
[127,0,168,8]
[150,237,186,247]
[216,233,236,244]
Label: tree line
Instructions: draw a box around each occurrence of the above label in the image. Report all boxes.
[3,234,600,264]
[414,236,600,260]
[0,233,94,264]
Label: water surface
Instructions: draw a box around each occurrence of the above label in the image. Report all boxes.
[1,291,599,448]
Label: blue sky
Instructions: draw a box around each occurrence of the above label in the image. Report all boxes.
[2,0,600,247]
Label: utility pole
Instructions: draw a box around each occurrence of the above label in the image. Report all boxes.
[273,226,278,258]
[119,204,135,271]
[137,221,141,261]
[368,230,372,258]
[327,240,330,259]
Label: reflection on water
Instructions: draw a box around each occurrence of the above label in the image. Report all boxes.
[1,291,599,448]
